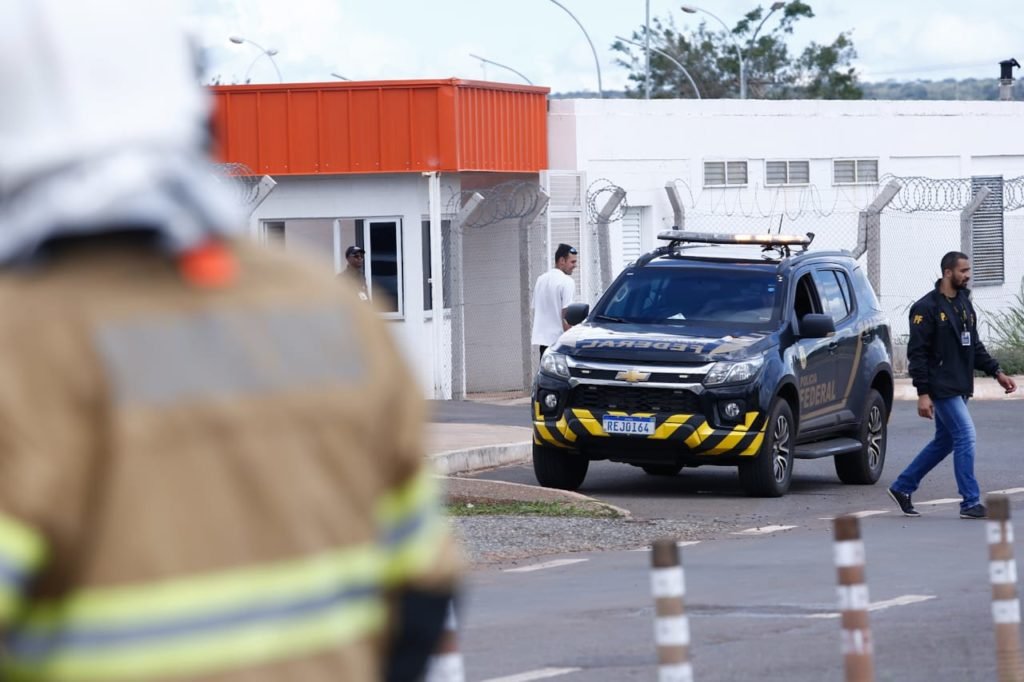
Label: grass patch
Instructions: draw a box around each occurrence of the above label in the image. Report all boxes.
[445,499,622,519]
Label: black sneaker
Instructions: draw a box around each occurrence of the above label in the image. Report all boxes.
[888,487,921,517]
[960,504,987,519]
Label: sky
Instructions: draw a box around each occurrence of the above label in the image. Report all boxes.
[185,0,1023,93]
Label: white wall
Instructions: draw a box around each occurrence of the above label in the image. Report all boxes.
[548,99,1024,334]
[250,173,441,395]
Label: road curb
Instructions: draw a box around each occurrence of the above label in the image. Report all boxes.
[430,441,531,476]
[442,476,632,519]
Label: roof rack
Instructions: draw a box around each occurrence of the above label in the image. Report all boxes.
[655,229,815,258]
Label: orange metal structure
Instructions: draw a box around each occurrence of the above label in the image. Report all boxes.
[210,79,550,175]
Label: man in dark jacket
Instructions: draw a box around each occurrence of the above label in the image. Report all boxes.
[888,251,1017,519]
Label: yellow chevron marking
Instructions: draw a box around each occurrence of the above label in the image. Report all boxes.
[743,411,759,428]
[555,415,577,443]
[536,423,559,446]
[740,432,766,456]
[653,422,683,439]
[704,429,747,455]
[533,435,543,445]
[571,409,607,437]
[684,421,715,448]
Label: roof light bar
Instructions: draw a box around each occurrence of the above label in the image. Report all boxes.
[656,230,814,247]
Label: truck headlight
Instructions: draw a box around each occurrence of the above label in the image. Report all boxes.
[540,351,571,379]
[703,355,764,386]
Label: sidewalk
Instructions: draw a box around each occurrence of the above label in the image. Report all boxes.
[430,377,1024,479]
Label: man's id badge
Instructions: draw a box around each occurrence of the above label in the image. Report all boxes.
[961,331,972,346]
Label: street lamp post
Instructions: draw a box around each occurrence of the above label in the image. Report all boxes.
[548,0,603,98]
[644,0,651,99]
[228,35,282,83]
[680,2,784,99]
[615,35,701,99]
[469,54,534,85]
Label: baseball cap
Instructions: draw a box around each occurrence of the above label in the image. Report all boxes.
[345,246,365,257]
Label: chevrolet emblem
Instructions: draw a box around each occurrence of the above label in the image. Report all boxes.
[615,369,651,383]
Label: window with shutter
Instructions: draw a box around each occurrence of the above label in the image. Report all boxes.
[789,161,810,184]
[833,159,878,185]
[727,161,748,185]
[703,161,726,186]
[971,176,1004,286]
[703,161,747,187]
[765,161,787,185]
[766,160,809,186]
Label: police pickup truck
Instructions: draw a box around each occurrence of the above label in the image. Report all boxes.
[532,230,893,497]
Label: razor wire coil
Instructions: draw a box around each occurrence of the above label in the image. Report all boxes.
[444,181,548,230]
[586,178,628,224]
[213,162,262,207]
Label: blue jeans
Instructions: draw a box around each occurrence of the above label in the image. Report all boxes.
[892,396,980,511]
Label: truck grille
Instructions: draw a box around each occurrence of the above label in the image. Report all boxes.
[569,385,702,413]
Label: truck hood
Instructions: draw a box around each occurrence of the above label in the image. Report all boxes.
[554,322,774,364]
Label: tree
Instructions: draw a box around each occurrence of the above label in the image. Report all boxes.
[612,2,862,100]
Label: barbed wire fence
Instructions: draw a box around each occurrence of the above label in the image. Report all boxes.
[874,175,1024,373]
[442,181,549,400]
[586,178,628,296]
[212,162,277,216]
[440,172,1024,399]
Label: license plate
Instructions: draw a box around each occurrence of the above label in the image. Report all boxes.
[602,416,655,436]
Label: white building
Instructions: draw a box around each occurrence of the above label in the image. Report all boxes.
[214,83,1024,397]
[548,99,1024,346]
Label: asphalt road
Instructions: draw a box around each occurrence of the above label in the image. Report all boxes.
[471,400,1022,527]
[457,400,1024,681]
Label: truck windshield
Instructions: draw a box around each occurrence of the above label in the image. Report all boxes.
[595,267,781,328]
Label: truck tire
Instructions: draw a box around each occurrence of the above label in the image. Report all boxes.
[835,389,887,484]
[533,442,589,490]
[739,398,794,497]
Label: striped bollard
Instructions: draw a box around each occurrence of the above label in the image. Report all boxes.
[651,538,693,682]
[833,515,874,682]
[425,601,465,682]
[986,494,1022,681]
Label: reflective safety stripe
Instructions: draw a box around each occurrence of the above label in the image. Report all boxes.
[739,432,765,456]
[3,545,385,681]
[94,307,364,406]
[376,469,447,586]
[571,409,607,437]
[0,513,47,622]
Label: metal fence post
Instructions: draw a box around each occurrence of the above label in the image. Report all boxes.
[596,187,626,292]
[651,539,693,682]
[960,185,991,263]
[985,494,1022,681]
[854,181,900,297]
[833,515,874,682]
[519,189,550,394]
[448,193,484,401]
[665,182,686,229]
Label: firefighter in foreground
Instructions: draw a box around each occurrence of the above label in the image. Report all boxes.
[0,1,459,680]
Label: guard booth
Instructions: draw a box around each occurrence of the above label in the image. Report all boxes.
[210,78,550,399]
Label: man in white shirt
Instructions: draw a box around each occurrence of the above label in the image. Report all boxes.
[532,243,579,360]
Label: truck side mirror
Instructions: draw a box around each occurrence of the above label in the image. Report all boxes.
[799,313,835,339]
[565,303,590,326]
